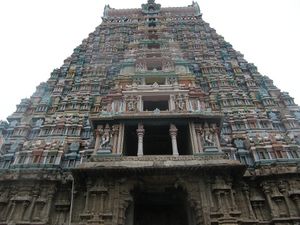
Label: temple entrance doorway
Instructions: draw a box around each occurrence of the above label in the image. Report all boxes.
[125,186,195,225]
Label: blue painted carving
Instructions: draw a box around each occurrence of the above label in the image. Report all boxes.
[142,0,161,14]
[268,112,278,121]
[234,139,244,149]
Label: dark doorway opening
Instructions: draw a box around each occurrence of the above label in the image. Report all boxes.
[123,125,138,156]
[145,76,165,85]
[177,124,193,155]
[143,100,168,111]
[143,125,172,155]
[143,96,169,111]
[129,187,193,225]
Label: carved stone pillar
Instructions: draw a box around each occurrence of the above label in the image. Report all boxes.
[112,124,120,154]
[290,194,300,215]
[91,193,97,213]
[211,124,222,152]
[43,188,56,223]
[184,95,189,111]
[169,124,179,156]
[6,189,17,222]
[138,95,143,112]
[55,150,63,165]
[170,95,175,111]
[24,190,38,221]
[212,176,239,218]
[84,180,92,213]
[7,201,16,221]
[241,183,255,219]
[0,190,10,221]
[21,201,30,221]
[195,126,203,153]
[94,127,101,154]
[136,123,145,156]
[278,181,293,217]
[261,182,276,218]
[251,201,265,220]
[251,148,258,161]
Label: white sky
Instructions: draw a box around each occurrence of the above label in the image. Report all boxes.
[0,0,299,120]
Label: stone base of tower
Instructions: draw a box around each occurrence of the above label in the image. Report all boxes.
[1,160,300,225]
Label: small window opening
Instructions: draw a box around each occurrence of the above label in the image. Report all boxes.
[145,77,165,85]
[148,34,158,40]
[147,61,162,71]
[149,23,156,28]
[147,53,161,58]
[144,101,168,111]
[143,96,169,111]
[148,6,155,11]
[148,30,158,40]
[148,43,160,49]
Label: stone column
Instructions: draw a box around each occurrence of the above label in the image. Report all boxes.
[169,124,179,156]
[252,148,259,161]
[112,125,120,154]
[262,182,276,218]
[184,95,189,111]
[136,123,145,156]
[212,124,222,152]
[91,193,97,213]
[25,190,38,221]
[241,183,255,219]
[138,95,143,111]
[84,181,92,213]
[55,151,63,165]
[3,192,13,220]
[170,95,175,111]
[93,128,101,154]
[43,189,55,223]
[291,195,300,214]
[278,181,294,216]
[7,201,16,221]
[195,127,203,153]
[21,201,30,221]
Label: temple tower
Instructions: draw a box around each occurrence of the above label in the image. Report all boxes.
[1,1,300,225]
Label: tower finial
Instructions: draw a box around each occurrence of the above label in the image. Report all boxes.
[192,1,202,16]
[142,0,161,14]
[103,4,111,19]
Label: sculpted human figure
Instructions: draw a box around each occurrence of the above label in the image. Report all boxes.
[126,96,138,112]
[176,95,186,111]
[203,129,216,147]
[100,124,112,148]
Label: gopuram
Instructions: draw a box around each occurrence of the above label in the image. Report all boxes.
[1,1,300,225]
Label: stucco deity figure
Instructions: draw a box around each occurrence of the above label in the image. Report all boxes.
[126,96,138,112]
[163,61,173,71]
[166,77,177,85]
[176,95,186,111]
[203,129,216,147]
[100,124,112,148]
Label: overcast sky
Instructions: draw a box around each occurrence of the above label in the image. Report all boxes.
[0,0,299,120]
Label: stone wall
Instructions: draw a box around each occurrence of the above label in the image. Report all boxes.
[0,163,300,225]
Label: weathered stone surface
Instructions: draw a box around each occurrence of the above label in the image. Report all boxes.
[1,0,300,224]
